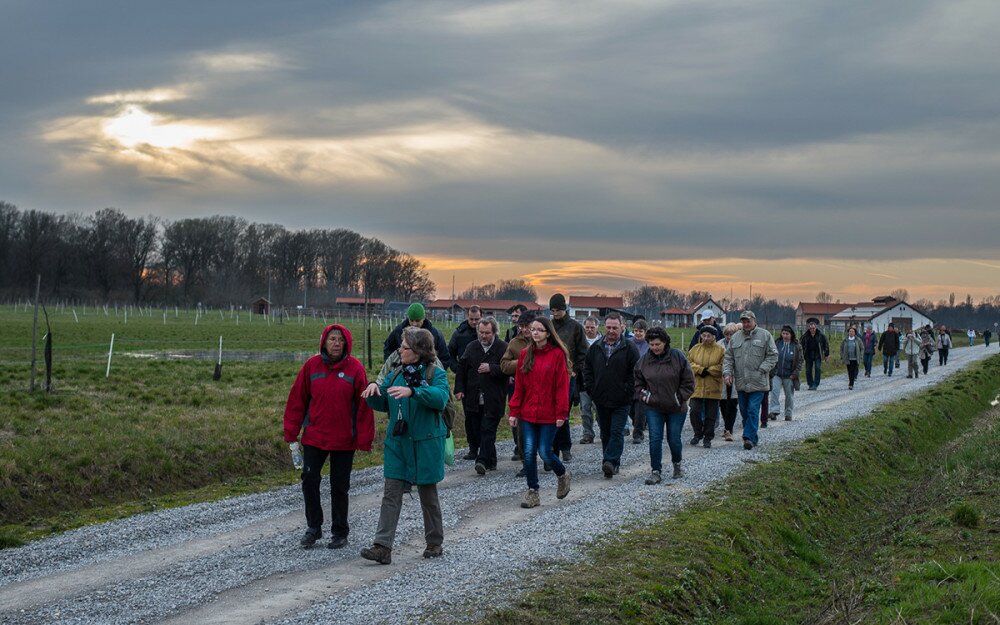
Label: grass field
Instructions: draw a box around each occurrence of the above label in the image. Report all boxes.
[0,303,863,547]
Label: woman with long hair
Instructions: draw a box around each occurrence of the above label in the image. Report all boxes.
[770,325,803,419]
[840,325,862,389]
[507,316,571,508]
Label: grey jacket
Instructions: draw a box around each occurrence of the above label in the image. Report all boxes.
[723,327,779,392]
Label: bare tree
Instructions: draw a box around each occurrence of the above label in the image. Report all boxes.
[815,291,833,304]
[888,288,909,302]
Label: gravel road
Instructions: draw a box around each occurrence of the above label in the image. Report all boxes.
[1,344,994,625]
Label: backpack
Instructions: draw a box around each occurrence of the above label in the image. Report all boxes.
[389,363,457,433]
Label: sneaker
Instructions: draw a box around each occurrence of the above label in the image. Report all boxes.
[672,462,683,479]
[327,535,348,550]
[561,450,573,462]
[848,384,853,390]
[703,439,711,449]
[360,543,392,565]
[462,451,478,461]
[520,488,540,508]
[645,470,662,485]
[300,527,322,548]
[423,544,443,558]
[602,461,614,478]
[743,438,754,450]
[689,436,701,445]
[475,462,486,476]
[556,471,571,499]
[578,435,594,444]
[723,430,734,442]
[784,415,792,421]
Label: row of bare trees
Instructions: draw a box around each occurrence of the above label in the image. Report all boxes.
[0,202,435,306]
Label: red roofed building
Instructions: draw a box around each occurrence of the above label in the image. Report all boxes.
[794,302,850,327]
[335,297,385,310]
[658,298,726,328]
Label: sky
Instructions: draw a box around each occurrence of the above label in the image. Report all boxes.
[2,0,999,304]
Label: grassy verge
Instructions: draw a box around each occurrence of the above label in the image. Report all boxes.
[484,355,1000,624]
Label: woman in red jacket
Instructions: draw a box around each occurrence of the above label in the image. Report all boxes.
[284,324,375,549]
[508,316,571,508]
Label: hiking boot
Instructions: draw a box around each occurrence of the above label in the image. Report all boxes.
[561,450,573,462]
[462,450,478,461]
[327,535,348,550]
[689,436,701,445]
[516,467,526,478]
[672,462,683,479]
[511,451,521,461]
[632,435,644,444]
[475,462,487,476]
[423,543,443,558]
[784,415,792,421]
[645,470,662,485]
[578,435,594,444]
[848,384,853,390]
[760,420,768,428]
[768,412,778,421]
[520,488,540,508]
[723,430,734,442]
[602,461,614,479]
[360,543,392,565]
[300,527,321,548]
[743,438,754,450]
[614,464,620,475]
[703,439,711,449]
[543,461,552,472]
[556,471,571,499]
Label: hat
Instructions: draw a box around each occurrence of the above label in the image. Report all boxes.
[806,317,820,324]
[739,310,756,320]
[548,293,567,311]
[406,302,426,321]
[518,311,537,327]
[888,322,895,328]
[700,310,715,320]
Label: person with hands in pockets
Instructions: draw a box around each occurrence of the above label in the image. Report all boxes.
[284,324,375,550]
[359,326,450,565]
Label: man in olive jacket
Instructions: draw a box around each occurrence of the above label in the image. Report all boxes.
[584,313,640,478]
[723,310,778,450]
[549,293,588,460]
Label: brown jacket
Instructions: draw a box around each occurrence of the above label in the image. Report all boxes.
[634,348,695,414]
[500,334,531,376]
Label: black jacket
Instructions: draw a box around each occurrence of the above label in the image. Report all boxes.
[688,322,723,349]
[553,315,588,378]
[800,329,830,359]
[584,338,640,408]
[448,320,479,372]
[454,338,509,415]
[383,319,453,371]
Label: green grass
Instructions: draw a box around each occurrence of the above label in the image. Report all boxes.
[481,355,1000,624]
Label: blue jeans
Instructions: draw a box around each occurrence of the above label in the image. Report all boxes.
[521,421,565,491]
[596,404,630,468]
[738,390,765,446]
[863,352,874,375]
[805,357,822,388]
[646,408,686,471]
[883,353,895,375]
[969,337,974,347]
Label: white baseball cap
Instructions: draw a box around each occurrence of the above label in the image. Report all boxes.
[700,310,715,320]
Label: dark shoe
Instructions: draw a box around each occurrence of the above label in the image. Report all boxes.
[602,461,614,478]
[689,436,701,445]
[768,412,778,421]
[703,439,711,449]
[623,426,631,437]
[300,527,322,548]
[632,435,643,444]
[462,451,478,461]
[578,435,594,444]
[423,543,443,558]
[510,454,521,462]
[543,461,552,472]
[561,450,573,462]
[672,462,683,479]
[784,415,792,421]
[614,464,620,475]
[516,467,526,478]
[848,384,853,390]
[760,420,768,428]
[645,470,661,485]
[361,543,392,565]
[475,462,486,476]
[327,535,348,549]
[743,438,754,450]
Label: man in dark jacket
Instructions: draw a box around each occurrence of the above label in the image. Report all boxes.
[454,316,508,474]
[505,305,527,342]
[688,310,723,349]
[448,305,482,372]
[383,303,452,371]
[549,293,588,461]
[877,323,900,376]
[584,313,640,478]
[800,317,830,390]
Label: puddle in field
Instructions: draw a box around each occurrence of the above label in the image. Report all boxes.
[123,350,316,362]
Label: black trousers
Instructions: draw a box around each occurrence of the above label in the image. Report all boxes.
[302,445,355,538]
[464,408,482,454]
[921,357,930,374]
[629,400,646,438]
[475,409,503,469]
[689,398,720,440]
[721,397,738,432]
[939,348,949,365]
[847,361,859,385]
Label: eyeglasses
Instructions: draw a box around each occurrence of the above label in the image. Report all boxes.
[400,345,412,351]
[529,328,546,333]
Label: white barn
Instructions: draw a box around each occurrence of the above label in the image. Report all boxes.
[829,298,934,333]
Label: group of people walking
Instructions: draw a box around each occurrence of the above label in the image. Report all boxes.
[280,299,984,564]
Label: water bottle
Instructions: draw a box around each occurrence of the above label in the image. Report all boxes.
[289,442,303,470]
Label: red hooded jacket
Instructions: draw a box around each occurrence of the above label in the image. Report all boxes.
[284,324,375,451]
[508,343,570,425]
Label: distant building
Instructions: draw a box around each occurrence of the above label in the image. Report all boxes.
[795,302,850,327]
[568,296,624,321]
[250,297,271,315]
[829,297,934,333]
[335,297,385,311]
[427,299,542,321]
[658,298,726,328]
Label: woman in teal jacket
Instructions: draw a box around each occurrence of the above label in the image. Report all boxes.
[360,326,449,565]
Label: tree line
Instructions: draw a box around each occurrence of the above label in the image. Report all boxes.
[0,202,435,307]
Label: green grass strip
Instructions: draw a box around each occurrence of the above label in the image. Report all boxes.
[484,354,1000,624]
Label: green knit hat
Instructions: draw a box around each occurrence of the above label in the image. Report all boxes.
[406,302,426,321]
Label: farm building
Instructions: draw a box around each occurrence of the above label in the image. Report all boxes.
[568,295,624,321]
[829,297,934,333]
[659,298,727,328]
[795,302,850,327]
[334,297,385,311]
[427,299,542,321]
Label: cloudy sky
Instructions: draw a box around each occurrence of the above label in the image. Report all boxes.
[3,0,999,303]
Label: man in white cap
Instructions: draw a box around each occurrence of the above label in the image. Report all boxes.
[688,309,722,349]
[722,310,778,450]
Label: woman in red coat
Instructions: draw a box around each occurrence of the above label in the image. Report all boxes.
[284,324,375,549]
[508,316,571,508]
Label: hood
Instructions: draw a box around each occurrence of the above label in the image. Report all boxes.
[320,324,353,363]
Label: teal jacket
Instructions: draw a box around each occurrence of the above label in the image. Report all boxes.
[366,363,450,485]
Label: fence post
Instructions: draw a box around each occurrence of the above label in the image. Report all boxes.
[29,274,41,392]
[106,333,115,378]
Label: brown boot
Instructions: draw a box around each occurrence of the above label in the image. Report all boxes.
[556,471,571,499]
[423,544,443,558]
[360,543,392,565]
[520,488,540,508]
